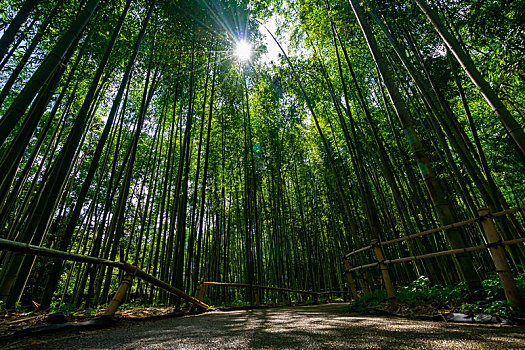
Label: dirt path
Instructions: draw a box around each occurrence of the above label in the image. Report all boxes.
[10,303,525,349]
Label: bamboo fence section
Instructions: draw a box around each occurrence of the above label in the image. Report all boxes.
[198,281,349,305]
[342,206,525,311]
[0,238,210,313]
[0,238,124,269]
[379,204,525,247]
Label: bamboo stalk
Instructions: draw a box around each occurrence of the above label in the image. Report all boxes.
[254,287,260,306]
[195,283,206,301]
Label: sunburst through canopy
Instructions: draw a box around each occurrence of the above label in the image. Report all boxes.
[234,40,252,61]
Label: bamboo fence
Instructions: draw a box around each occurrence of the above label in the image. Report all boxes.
[342,206,525,310]
[198,281,349,305]
[0,238,210,314]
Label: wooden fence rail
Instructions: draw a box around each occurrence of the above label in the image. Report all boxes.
[342,207,525,311]
[197,281,350,306]
[0,238,210,314]
[344,244,373,258]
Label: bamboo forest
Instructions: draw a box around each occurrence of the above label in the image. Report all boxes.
[1,0,525,347]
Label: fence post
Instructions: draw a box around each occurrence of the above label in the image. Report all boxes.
[361,271,371,293]
[254,287,260,306]
[371,239,395,302]
[196,283,206,302]
[313,292,319,303]
[343,256,358,300]
[478,208,525,311]
[103,272,134,316]
[280,291,287,304]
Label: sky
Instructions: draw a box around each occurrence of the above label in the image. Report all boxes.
[258,15,288,65]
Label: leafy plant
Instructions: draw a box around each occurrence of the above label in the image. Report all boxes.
[49,301,77,314]
[358,289,388,305]
[348,272,525,318]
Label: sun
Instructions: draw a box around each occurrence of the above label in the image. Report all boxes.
[234,40,252,61]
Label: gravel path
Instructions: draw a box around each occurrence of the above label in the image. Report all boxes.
[18,303,525,349]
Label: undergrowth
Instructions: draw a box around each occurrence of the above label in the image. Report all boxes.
[345,270,525,318]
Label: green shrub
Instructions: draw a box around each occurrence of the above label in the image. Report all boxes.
[347,271,525,317]
[359,289,388,305]
[396,276,467,304]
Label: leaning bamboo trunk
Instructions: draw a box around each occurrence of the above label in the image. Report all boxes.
[0,0,63,108]
[193,54,218,290]
[0,0,40,63]
[0,0,100,146]
[413,0,525,160]
[348,0,482,297]
[38,0,134,309]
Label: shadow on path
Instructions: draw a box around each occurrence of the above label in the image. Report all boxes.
[22,303,525,349]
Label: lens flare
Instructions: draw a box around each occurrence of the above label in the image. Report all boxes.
[235,40,252,61]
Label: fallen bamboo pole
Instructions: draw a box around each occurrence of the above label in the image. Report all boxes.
[129,265,210,309]
[380,217,479,246]
[502,237,525,246]
[347,262,379,273]
[347,245,488,271]
[492,204,525,218]
[202,281,311,294]
[384,244,488,264]
[345,214,480,256]
[380,204,525,247]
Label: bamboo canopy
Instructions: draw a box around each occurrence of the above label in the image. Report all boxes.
[0,0,524,312]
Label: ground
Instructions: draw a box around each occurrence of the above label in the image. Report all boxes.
[3,303,525,349]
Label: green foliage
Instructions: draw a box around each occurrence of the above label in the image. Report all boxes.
[205,296,251,307]
[459,271,525,317]
[349,272,525,318]
[344,289,389,309]
[396,276,467,304]
[459,300,514,318]
[49,301,77,314]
